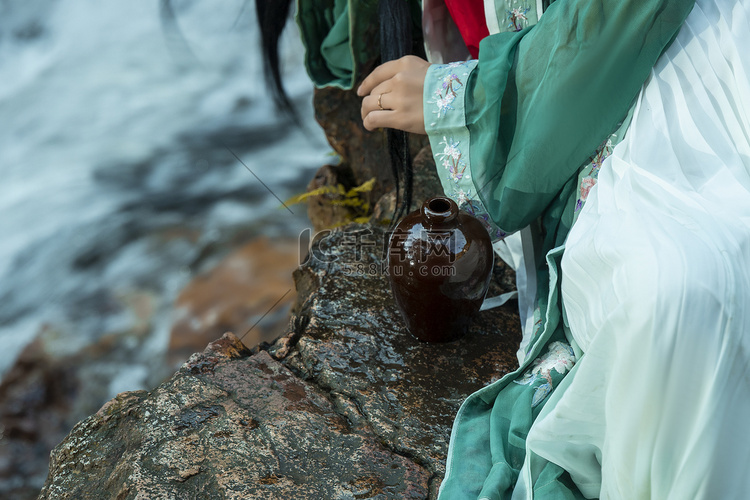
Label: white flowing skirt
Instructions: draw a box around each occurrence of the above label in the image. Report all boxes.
[523,0,750,498]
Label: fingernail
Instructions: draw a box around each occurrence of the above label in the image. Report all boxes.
[356,85,363,96]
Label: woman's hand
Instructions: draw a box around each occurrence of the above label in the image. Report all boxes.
[357,55,431,135]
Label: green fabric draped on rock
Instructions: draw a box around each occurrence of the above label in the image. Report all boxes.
[295,0,423,89]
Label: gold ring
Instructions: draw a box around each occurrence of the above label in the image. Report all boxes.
[377,93,384,110]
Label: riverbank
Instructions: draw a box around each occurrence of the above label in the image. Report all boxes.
[0,2,331,494]
[37,223,522,499]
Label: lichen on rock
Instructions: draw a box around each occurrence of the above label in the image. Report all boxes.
[40,334,430,499]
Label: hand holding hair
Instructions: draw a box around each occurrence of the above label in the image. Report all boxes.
[357,55,431,135]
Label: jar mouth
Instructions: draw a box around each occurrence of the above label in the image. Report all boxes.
[422,196,458,223]
[428,198,451,213]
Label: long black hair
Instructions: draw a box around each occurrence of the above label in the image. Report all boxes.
[377,0,414,222]
[255,0,299,122]
[256,0,416,221]
[160,0,416,219]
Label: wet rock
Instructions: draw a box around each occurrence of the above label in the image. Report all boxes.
[40,223,520,499]
[168,237,299,368]
[39,333,430,500]
[271,223,521,495]
[305,163,360,233]
[0,313,163,500]
[0,337,79,500]
[307,86,430,230]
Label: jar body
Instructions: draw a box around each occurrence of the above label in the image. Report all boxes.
[387,197,494,342]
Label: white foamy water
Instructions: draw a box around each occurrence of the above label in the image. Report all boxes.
[0,0,330,381]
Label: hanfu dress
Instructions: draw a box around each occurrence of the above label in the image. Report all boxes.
[296,0,750,497]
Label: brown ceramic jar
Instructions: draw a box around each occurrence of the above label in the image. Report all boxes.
[387,196,494,342]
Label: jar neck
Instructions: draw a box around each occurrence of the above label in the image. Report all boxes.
[421,197,458,227]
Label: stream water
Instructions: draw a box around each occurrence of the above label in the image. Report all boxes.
[0,0,329,394]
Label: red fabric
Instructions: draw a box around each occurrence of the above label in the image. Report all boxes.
[443,0,490,58]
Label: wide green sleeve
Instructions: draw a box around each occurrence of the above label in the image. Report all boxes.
[426,0,696,235]
[428,1,696,499]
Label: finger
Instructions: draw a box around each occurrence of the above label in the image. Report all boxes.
[371,86,393,111]
[364,105,426,135]
[356,60,401,96]
[361,94,390,122]
[360,94,380,121]
[362,110,395,132]
[360,83,392,120]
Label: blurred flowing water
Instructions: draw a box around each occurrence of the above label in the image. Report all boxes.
[0,0,329,392]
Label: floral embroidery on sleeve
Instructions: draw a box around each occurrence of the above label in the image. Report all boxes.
[507,6,530,31]
[436,137,508,240]
[424,60,509,242]
[426,61,474,127]
[514,341,576,407]
[437,137,468,181]
[431,65,465,119]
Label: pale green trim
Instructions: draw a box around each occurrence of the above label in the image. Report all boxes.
[492,0,539,33]
[424,60,510,241]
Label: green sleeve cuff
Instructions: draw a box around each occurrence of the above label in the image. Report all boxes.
[424,60,509,241]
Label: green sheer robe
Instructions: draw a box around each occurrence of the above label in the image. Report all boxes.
[296,0,695,497]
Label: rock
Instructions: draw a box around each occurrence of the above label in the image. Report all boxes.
[313,86,394,202]
[305,163,360,233]
[372,144,445,223]
[0,315,162,500]
[307,86,430,230]
[0,337,78,500]
[409,144,446,209]
[40,223,521,499]
[274,224,520,496]
[39,333,430,500]
[313,87,429,195]
[168,237,299,368]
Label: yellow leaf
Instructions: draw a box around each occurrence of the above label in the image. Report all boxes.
[284,185,340,206]
[346,177,376,196]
